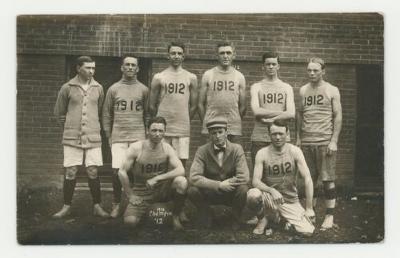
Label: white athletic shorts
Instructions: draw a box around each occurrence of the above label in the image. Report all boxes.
[261,191,315,234]
[63,146,103,167]
[111,142,136,169]
[163,136,189,160]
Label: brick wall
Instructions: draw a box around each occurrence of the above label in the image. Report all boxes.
[17,54,66,188]
[16,13,383,190]
[17,14,383,63]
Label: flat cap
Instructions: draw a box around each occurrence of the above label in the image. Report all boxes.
[206,116,228,129]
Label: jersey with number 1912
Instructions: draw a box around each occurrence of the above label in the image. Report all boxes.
[300,82,339,144]
[202,67,245,135]
[156,69,194,137]
[131,141,169,197]
[251,79,293,142]
[102,79,148,143]
[260,144,300,203]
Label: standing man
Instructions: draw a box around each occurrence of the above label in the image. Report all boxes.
[247,121,315,236]
[250,52,295,167]
[53,56,109,218]
[188,117,250,229]
[149,42,198,168]
[296,57,342,230]
[198,42,247,143]
[102,54,149,218]
[118,116,187,230]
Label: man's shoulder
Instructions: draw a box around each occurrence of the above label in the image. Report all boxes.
[90,78,103,89]
[299,83,310,94]
[184,69,197,80]
[161,141,175,152]
[60,77,82,91]
[60,81,72,90]
[258,145,271,154]
[196,142,212,154]
[202,67,214,76]
[172,68,197,81]
[62,76,80,88]
[279,80,293,90]
[286,143,302,156]
[251,81,262,90]
[131,140,144,148]
[137,81,149,91]
[152,71,164,81]
[228,67,245,80]
[300,82,310,90]
[233,68,245,77]
[227,141,244,152]
[108,81,121,90]
[286,142,298,149]
[127,140,144,156]
[324,82,340,93]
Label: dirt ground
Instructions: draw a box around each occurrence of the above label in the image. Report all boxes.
[17,188,384,245]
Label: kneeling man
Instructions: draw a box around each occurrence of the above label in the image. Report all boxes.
[118,116,187,230]
[188,117,250,229]
[247,121,315,236]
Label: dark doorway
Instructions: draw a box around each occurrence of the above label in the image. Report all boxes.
[66,56,152,182]
[355,64,384,192]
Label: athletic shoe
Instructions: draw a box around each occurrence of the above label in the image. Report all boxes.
[93,204,110,218]
[172,215,184,231]
[308,215,316,224]
[265,228,273,236]
[179,211,189,223]
[110,203,120,218]
[320,215,335,231]
[284,221,294,231]
[52,204,71,218]
[246,216,259,225]
[253,216,268,235]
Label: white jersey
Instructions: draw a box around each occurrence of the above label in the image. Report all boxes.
[251,79,293,142]
[154,69,195,137]
[202,66,245,135]
[299,82,339,144]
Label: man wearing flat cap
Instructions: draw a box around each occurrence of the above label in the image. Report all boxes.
[188,116,250,229]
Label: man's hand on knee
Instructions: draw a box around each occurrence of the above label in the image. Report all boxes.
[128,195,143,205]
[269,188,284,206]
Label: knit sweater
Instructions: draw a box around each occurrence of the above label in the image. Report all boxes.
[189,140,250,191]
[54,75,104,148]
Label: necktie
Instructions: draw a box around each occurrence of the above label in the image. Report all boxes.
[214,146,225,166]
[214,146,225,154]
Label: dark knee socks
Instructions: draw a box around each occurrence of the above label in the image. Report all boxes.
[63,178,76,205]
[173,192,186,216]
[88,177,101,204]
[112,171,122,203]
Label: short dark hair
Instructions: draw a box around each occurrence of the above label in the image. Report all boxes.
[76,56,94,67]
[168,42,185,53]
[120,53,139,65]
[262,52,279,63]
[308,57,325,70]
[216,42,234,51]
[267,120,289,133]
[148,116,167,129]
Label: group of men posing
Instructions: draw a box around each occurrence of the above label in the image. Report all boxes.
[52,41,342,237]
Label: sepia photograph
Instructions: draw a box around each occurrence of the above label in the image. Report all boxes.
[15,12,385,246]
